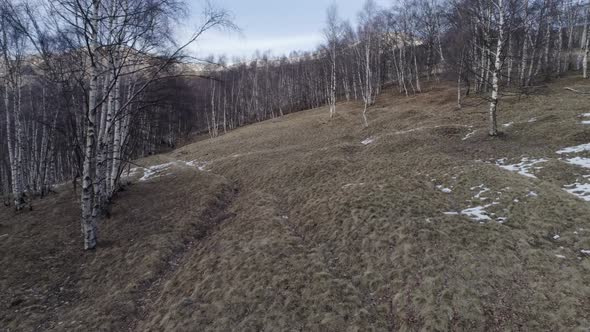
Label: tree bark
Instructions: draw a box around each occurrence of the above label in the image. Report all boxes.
[489,0,505,136]
[81,0,100,250]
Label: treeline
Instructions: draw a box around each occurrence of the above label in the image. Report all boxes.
[195,0,589,136]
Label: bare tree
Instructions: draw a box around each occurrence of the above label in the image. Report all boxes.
[324,3,341,118]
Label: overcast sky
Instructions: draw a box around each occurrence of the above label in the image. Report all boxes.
[178,0,391,61]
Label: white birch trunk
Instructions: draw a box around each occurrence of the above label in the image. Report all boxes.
[81,0,100,250]
[109,77,122,193]
[489,0,505,136]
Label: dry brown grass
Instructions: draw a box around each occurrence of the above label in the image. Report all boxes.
[2,76,590,331]
[0,159,234,331]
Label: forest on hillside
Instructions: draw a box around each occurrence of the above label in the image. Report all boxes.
[1,0,589,249]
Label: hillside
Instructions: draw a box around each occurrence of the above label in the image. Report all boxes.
[2,76,590,331]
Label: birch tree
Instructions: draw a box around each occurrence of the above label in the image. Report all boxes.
[324,4,341,118]
[488,0,509,136]
[358,0,379,127]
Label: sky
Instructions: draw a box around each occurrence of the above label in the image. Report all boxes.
[178,0,391,61]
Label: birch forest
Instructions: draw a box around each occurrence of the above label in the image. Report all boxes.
[1,0,590,249]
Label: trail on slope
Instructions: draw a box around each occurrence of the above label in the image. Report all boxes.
[0,156,236,331]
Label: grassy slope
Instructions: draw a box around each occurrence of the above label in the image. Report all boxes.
[0,159,235,331]
[2,76,590,331]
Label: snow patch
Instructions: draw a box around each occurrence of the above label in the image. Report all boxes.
[444,185,506,223]
[581,250,590,255]
[460,205,492,221]
[564,157,590,169]
[361,137,375,145]
[139,162,175,181]
[443,211,459,216]
[556,143,590,154]
[495,157,547,178]
[139,160,208,181]
[472,185,490,199]
[563,183,590,201]
[581,113,590,117]
[121,167,141,179]
[582,120,590,125]
[555,254,566,259]
[503,122,514,128]
[553,234,560,240]
[436,185,452,193]
[528,118,537,123]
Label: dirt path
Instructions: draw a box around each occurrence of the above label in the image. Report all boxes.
[129,169,238,331]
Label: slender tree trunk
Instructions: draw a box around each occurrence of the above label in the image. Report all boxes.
[81,0,100,250]
[584,10,589,79]
[110,78,122,193]
[489,0,505,137]
[413,43,421,93]
[13,76,25,209]
[4,80,21,210]
[329,43,337,118]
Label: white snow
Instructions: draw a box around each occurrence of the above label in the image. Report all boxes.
[503,122,514,128]
[186,160,208,171]
[555,254,566,259]
[564,157,590,169]
[462,129,476,141]
[460,205,492,221]
[472,185,490,199]
[556,143,590,154]
[528,118,537,123]
[556,143,590,170]
[121,167,141,179]
[581,250,590,255]
[553,234,560,240]
[361,137,375,145]
[563,183,590,201]
[139,160,208,181]
[582,120,590,125]
[139,162,175,181]
[495,157,547,178]
[581,113,590,117]
[527,191,538,197]
[436,185,452,193]
[444,204,504,223]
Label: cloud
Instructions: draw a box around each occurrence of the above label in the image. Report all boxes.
[196,34,324,59]
[178,27,323,59]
